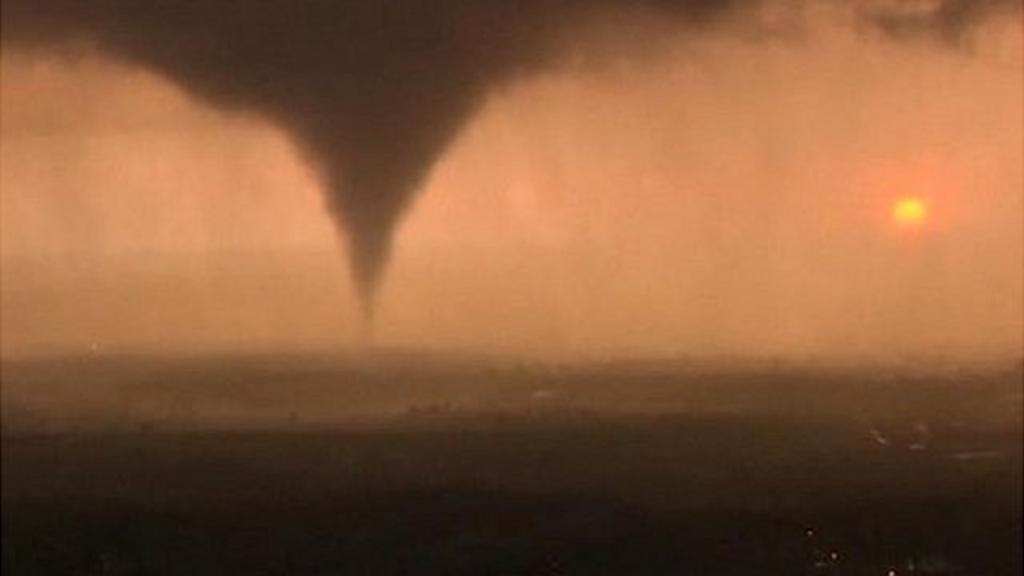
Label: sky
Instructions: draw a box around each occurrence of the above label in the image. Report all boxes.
[1,7,1021,360]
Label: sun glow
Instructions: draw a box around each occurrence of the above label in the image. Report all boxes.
[892,197,928,227]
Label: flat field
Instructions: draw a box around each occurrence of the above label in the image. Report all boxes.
[2,353,1021,575]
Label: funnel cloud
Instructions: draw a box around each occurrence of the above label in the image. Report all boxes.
[1,0,1016,321]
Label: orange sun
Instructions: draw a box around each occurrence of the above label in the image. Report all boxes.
[892,197,928,227]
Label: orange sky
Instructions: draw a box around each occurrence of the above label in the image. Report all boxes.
[1,16,1021,359]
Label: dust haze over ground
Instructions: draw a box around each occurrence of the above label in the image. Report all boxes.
[2,353,1022,574]
[2,1,1023,575]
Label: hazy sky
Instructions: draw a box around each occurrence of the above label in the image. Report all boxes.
[1,9,1021,359]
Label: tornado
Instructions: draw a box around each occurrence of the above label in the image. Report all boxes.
[1,0,1015,328]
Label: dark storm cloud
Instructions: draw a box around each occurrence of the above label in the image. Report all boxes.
[0,1,756,316]
[863,0,1021,43]
[1,0,1016,320]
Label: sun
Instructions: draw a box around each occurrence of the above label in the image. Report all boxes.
[892,197,928,227]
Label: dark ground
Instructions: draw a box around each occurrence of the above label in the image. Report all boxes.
[2,353,1021,575]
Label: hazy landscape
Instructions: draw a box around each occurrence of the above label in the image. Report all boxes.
[3,1,1021,574]
[3,353,1021,575]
